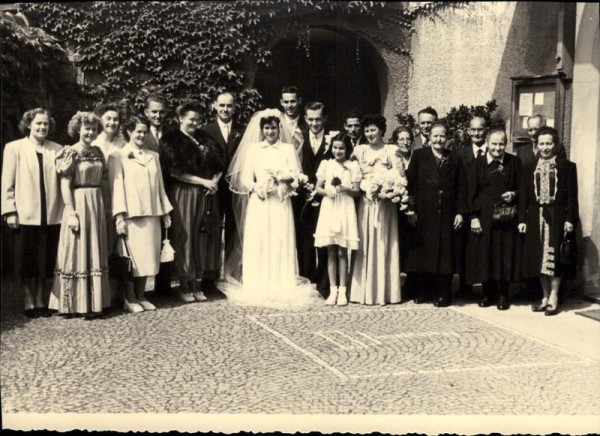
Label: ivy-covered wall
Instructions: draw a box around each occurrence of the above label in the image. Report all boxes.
[20,1,412,128]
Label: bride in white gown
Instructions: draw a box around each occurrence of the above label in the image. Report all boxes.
[218,109,321,307]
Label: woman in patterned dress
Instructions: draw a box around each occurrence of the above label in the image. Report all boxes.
[49,112,111,319]
[350,114,406,306]
[518,126,579,316]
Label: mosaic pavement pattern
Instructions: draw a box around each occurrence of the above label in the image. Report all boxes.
[1,283,599,414]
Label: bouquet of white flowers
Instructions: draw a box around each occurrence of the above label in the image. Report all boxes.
[366,168,410,211]
[272,169,310,201]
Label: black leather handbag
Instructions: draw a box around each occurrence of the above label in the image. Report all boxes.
[559,230,577,267]
[492,201,517,223]
[108,236,134,282]
[199,206,222,233]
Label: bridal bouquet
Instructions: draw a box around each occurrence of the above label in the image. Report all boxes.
[365,169,410,211]
[272,169,310,201]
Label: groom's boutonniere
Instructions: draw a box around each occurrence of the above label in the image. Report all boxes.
[324,131,340,152]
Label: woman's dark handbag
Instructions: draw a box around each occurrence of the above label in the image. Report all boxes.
[199,206,222,233]
[108,236,134,282]
[560,230,577,267]
[492,201,517,223]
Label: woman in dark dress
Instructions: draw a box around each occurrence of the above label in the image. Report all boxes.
[160,101,227,303]
[518,126,579,316]
[405,122,467,307]
[1,108,63,317]
[466,128,520,310]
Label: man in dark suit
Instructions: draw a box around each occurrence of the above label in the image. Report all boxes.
[342,109,364,152]
[516,114,545,170]
[143,94,173,295]
[297,101,331,296]
[455,116,488,299]
[199,91,243,297]
[412,107,439,150]
[143,94,169,153]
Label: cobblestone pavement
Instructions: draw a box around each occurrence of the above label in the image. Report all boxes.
[1,279,599,415]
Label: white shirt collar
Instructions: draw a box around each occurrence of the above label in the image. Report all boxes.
[311,130,324,142]
[284,114,298,128]
[217,119,232,129]
[420,134,429,145]
[260,140,280,148]
[486,152,505,165]
[472,141,488,157]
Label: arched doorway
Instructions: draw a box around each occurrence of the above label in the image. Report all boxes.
[254,27,384,128]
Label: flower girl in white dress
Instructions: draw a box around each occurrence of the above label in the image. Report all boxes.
[313,134,362,306]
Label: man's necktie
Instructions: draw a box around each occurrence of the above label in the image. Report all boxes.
[224,124,230,143]
[476,148,484,158]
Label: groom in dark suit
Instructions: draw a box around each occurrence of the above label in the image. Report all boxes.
[200,91,243,296]
[297,101,332,296]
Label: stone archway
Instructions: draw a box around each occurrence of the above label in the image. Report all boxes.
[254,26,388,128]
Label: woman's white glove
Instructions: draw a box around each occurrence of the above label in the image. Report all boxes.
[6,213,19,229]
[66,213,79,233]
[116,218,128,235]
[162,214,172,228]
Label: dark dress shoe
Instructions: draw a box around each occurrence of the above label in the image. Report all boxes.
[84,312,104,320]
[433,297,451,308]
[201,280,226,299]
[497,296,510,311]
[38,308,53,318]
[531,302,548,312]
[478,295,492,308]
[24,308,41,318]
[545,305,560,316]
[414,292,426,304]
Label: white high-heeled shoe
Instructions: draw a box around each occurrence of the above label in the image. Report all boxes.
[138,299,156,311]
[123,299,144,314]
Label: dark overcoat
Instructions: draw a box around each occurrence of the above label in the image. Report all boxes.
[405,147,467,275]
[518,158,579,278]
[465,153,521,284]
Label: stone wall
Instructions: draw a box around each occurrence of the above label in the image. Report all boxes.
[408,2,569,150]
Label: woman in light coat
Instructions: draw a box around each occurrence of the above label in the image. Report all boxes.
[1,108,64,317]
[109,115,172,313]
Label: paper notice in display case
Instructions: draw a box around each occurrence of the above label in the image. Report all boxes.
[534,92,545,106]
[522,117,529,129]
[547,118,555,128]
[519,93,533,116]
